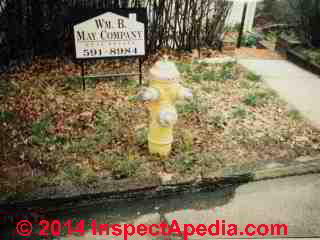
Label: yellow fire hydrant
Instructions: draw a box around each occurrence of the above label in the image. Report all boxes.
[138,58,193,156]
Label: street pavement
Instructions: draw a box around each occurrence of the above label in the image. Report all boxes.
[165,173,320,239]
[59,174,320,239]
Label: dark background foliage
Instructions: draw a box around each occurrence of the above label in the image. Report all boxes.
[288,0,320,47]
[0,0,232,72]
[256,0,320,48]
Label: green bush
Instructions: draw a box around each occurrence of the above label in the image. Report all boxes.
[242,34,257,47]
[289,0,320,47]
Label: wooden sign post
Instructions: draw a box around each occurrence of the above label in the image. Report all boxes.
[73,9,147,90]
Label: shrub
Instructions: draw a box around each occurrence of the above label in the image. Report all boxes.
[0,0,233,67]
[243,34,257,48]
[288,0,320,47]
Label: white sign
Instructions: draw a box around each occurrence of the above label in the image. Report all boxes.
[73,12,145,59]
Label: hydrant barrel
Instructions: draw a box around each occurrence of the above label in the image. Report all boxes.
[139,58,192,156]
[148,103,177,156]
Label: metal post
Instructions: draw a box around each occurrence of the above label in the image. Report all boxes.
[81,61,85,90]
[237,2,248,48]
[198,33,201,58]
[139,58,142,85]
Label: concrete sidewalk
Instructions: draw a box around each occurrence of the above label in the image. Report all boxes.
[165,173,320,239]
[238,59,320,128]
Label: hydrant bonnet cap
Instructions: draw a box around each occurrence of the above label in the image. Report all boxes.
[149,60,180,81]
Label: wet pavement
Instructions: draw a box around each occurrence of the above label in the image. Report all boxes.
[1,174,320,239]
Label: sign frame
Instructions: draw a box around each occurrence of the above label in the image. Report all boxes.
[72,8,148,90]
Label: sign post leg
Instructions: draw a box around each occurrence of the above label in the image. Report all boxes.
[237,2,248,48]
[139,58,142,85]
[81,61,85,90]
[198,37,201,59]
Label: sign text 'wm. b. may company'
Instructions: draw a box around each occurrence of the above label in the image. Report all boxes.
[73,12,146,59]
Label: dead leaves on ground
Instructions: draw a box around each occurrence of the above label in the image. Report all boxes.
[1,51,320,199]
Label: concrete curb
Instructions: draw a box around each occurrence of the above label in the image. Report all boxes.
[201,157,320,186]
[254,160,320,181]
[1,156,319,217]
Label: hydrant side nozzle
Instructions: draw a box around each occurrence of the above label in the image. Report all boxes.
[158,109,178,127]
[183,88,193,100]
[177,86,193,101]
[137,87,160,101]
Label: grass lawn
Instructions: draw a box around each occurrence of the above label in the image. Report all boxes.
[1,54,320,201]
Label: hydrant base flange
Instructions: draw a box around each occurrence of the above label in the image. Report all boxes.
[138,59,193,156]
[148,141,172,156]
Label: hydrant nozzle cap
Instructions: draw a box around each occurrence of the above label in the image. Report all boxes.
[149,59,180,82]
